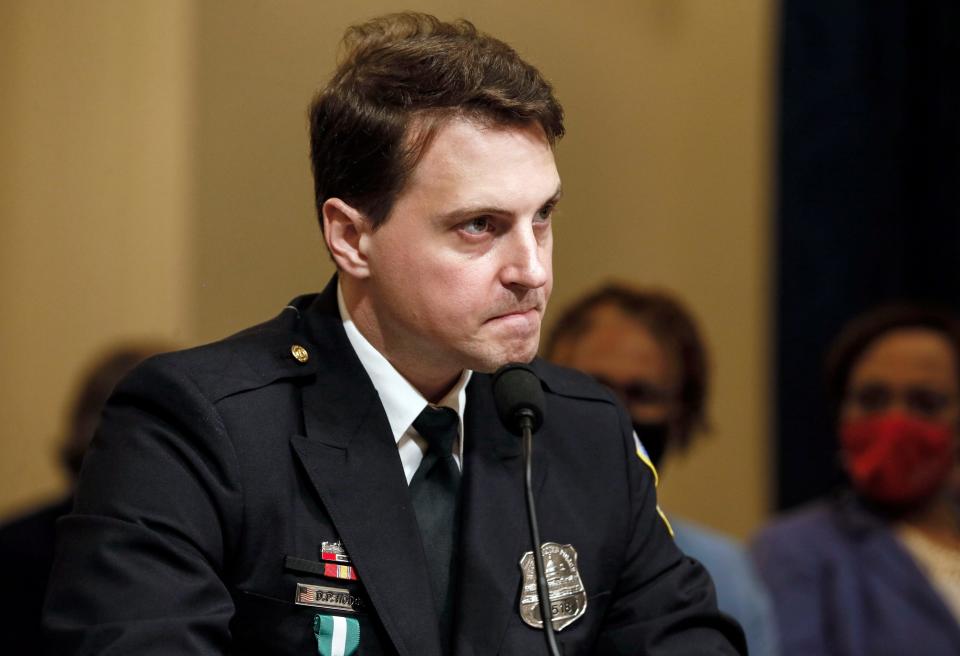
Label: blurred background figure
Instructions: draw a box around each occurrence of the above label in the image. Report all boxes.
[774,1,960,510]
[0,343,166,654]
[753,305,960,655]
[547,283,780,656]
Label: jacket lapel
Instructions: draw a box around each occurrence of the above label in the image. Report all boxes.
[289,284,443,656]
[453,373,549,656]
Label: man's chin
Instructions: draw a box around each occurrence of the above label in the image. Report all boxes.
[470,341,540,374]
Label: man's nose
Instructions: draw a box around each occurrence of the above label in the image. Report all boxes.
[500,224,549,290]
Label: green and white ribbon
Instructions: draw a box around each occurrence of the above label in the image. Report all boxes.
[313,614,360,656]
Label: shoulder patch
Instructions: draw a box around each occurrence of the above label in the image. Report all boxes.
[632,431,673,537]
[632,432,660,488]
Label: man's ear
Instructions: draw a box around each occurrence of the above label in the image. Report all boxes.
[323,198,371,278]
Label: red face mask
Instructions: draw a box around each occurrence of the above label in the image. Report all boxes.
[840,414,955,507]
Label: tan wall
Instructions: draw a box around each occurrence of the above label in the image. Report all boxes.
[0,1,196,516]
[1,0,773,539]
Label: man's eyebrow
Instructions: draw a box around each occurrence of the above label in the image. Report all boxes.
[439,185,563,221]
[544,185,563,205]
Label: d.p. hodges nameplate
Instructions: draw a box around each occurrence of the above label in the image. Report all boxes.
[295,583,364,613]
[519,542,587,631]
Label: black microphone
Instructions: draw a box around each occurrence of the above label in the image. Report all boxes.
[492,363,560,656]
[492,363,545,434]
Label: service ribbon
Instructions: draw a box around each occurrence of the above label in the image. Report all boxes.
[313,614,359,656]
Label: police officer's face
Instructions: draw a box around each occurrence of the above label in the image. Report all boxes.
[360,118,559,387]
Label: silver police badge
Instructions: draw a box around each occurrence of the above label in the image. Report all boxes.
[518,542,587,631]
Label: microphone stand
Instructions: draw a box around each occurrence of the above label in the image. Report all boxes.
[520,410,561,656]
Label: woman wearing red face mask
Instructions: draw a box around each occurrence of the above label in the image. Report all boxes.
[752,305,960,656]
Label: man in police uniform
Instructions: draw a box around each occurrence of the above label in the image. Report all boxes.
[43,13,745,656]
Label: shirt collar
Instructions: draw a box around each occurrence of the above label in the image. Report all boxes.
[337,283,472,444]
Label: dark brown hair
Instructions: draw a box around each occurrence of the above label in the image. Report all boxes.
[545,283,710,449]
[824,303,960,425]
[308,12,565,230]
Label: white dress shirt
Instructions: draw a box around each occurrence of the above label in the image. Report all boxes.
[338,284,472,484]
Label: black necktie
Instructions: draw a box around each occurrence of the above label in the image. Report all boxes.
[410,405,462,650]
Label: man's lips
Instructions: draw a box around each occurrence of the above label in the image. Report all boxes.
[485,307,541,323]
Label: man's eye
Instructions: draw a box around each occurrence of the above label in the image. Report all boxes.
[462,217,492,234]
[536,205,554,222]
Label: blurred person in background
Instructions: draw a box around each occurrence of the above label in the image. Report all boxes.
[0,343,166,654]
[547,282,780,656]
[752,305,960,655]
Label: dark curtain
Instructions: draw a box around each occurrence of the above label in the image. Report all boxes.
[775,1,960,510]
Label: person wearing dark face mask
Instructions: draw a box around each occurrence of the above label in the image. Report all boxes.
[547,283,781,656]
[752,304,960,655]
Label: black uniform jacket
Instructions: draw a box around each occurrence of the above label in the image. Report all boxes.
[44,280,745,655]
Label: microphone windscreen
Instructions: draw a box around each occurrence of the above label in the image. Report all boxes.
[492,363,545,435]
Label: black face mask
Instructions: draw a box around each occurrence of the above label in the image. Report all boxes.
[632,421,670,469]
